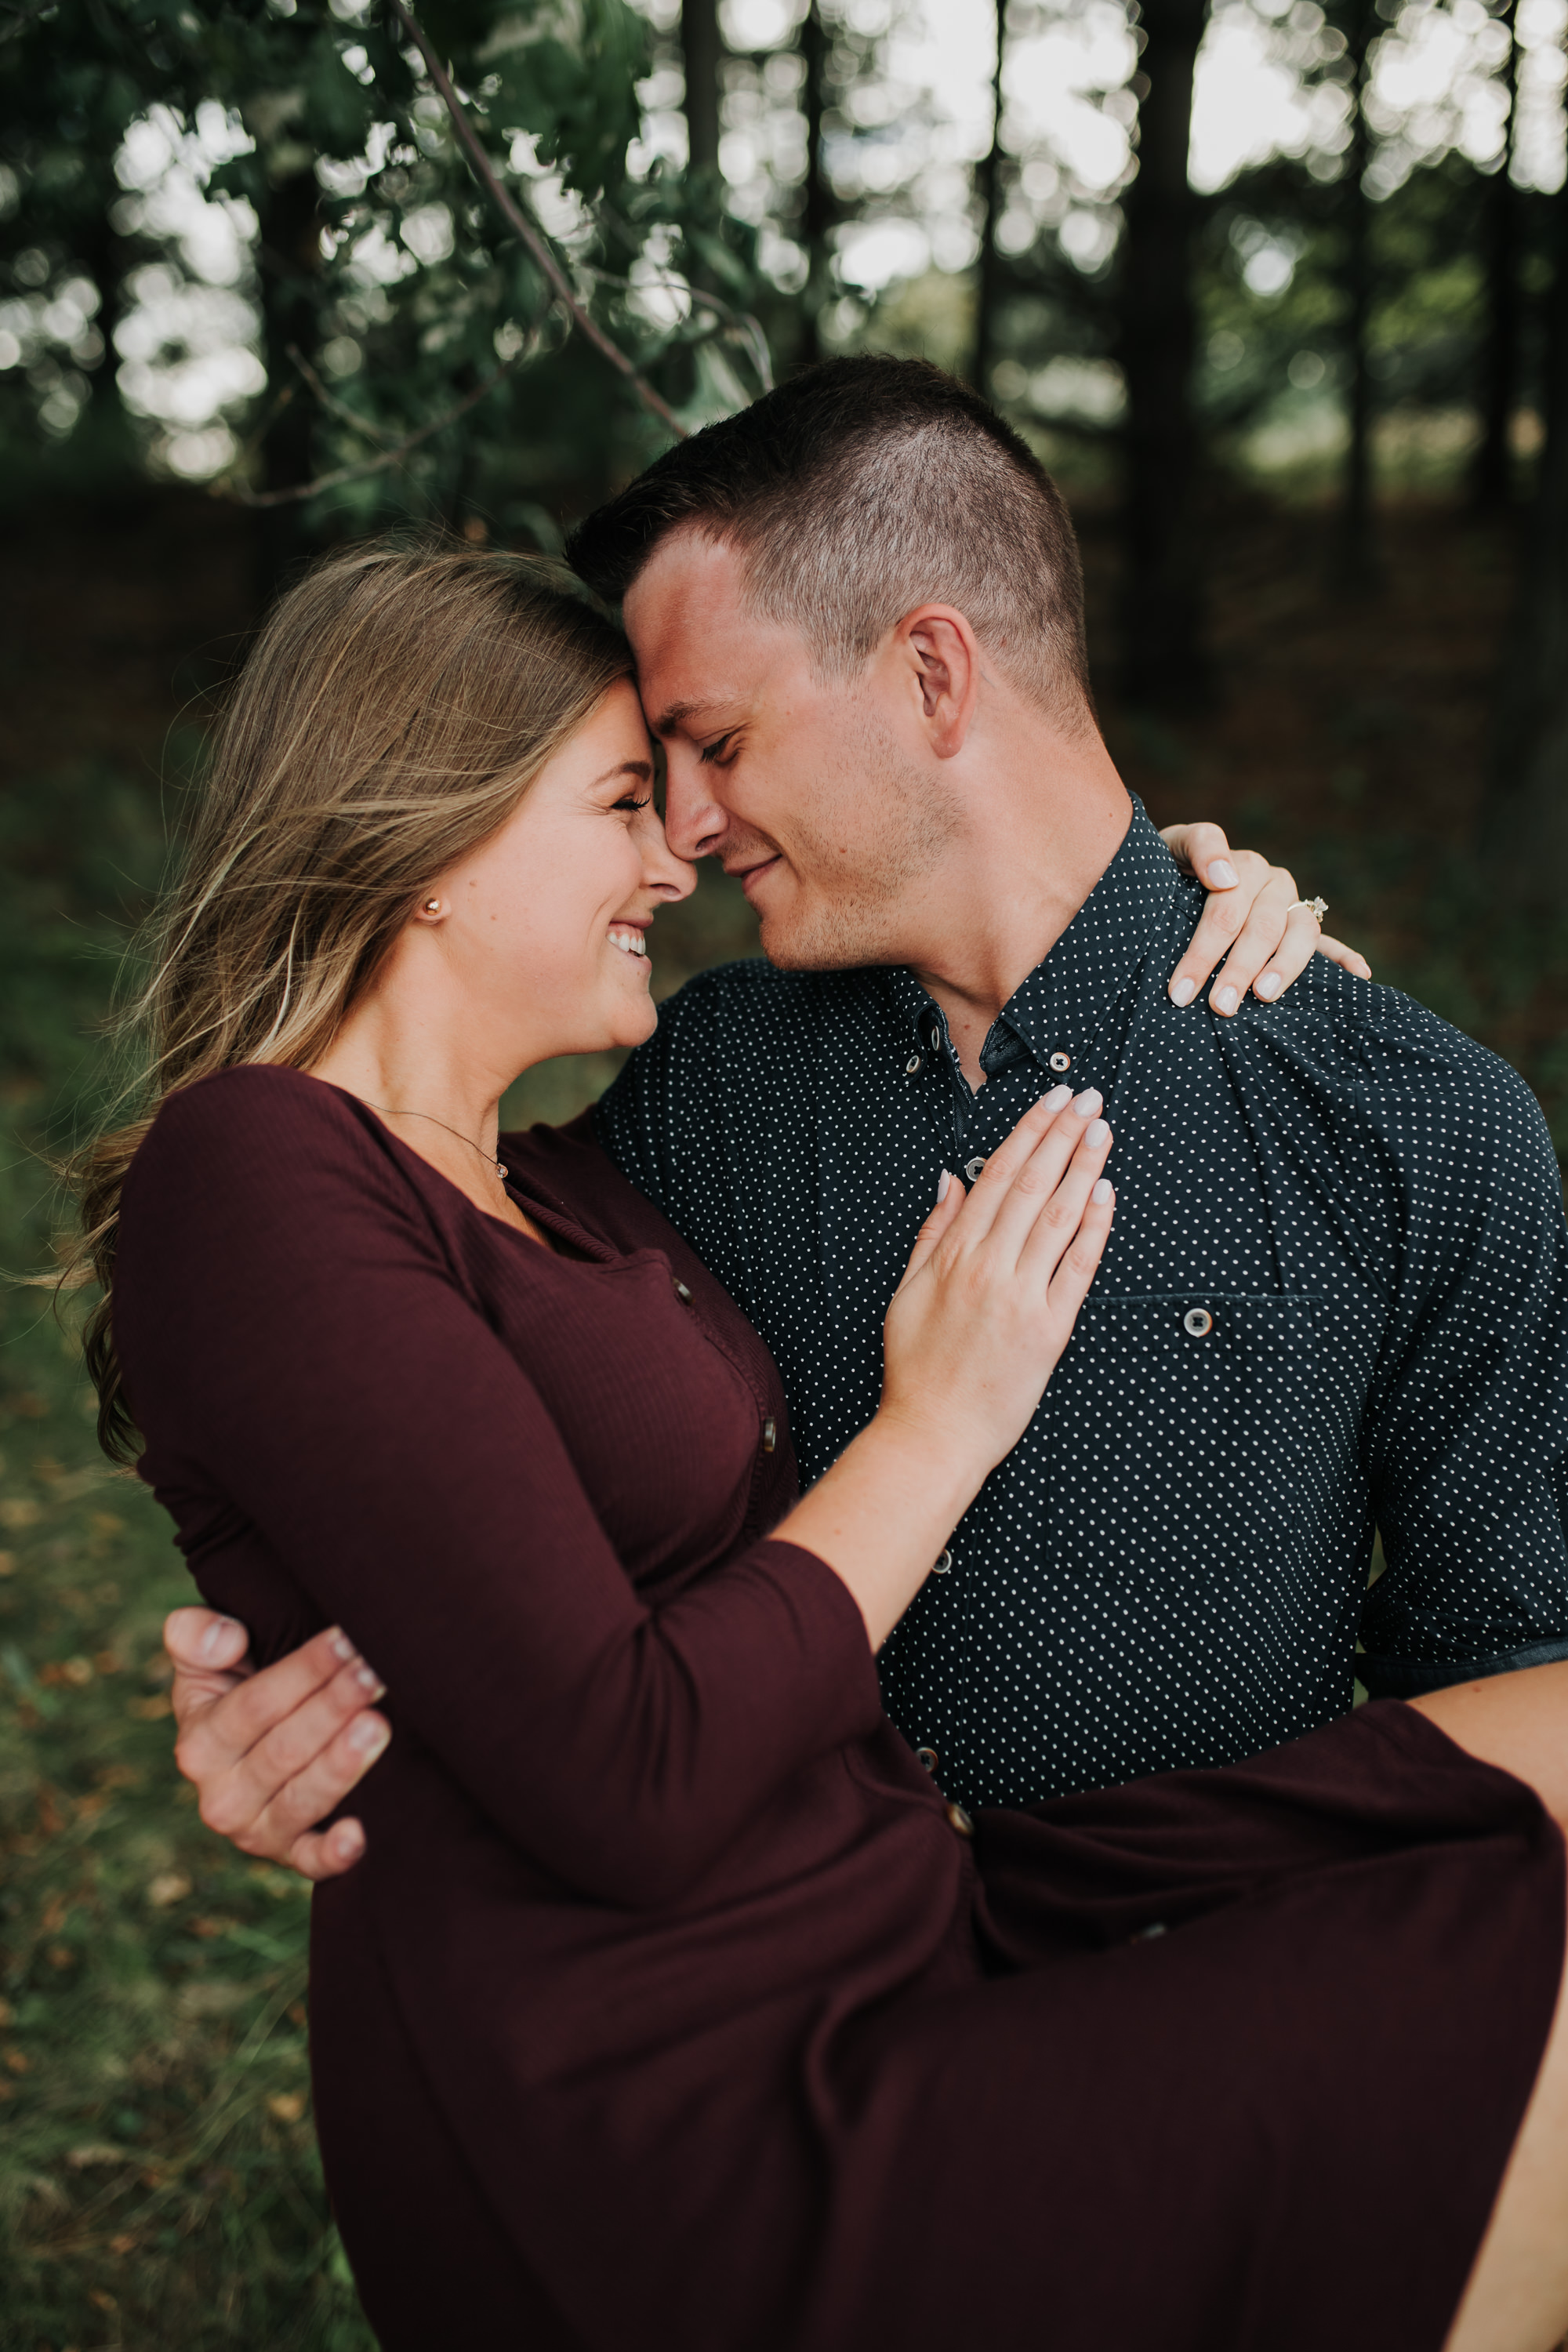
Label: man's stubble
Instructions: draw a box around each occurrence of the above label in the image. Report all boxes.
[758,701,961,975]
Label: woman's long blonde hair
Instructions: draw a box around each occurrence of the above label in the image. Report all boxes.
[68,537,633,1461]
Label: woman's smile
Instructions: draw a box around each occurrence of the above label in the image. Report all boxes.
[608,920,651,962]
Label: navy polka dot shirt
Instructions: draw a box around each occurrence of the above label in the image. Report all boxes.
[595,803,1568,1807]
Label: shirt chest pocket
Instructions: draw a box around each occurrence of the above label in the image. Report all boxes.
[1035,1294,1369,1568]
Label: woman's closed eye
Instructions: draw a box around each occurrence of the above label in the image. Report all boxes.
[613,792,652,813]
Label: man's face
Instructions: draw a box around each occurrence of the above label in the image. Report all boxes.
[622,529,959,970]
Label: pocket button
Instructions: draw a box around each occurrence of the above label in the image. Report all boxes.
[1183,1306,1214,1337]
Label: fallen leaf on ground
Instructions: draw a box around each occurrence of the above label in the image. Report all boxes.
[146,1872,191,1907]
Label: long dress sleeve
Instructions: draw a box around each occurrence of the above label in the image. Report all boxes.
[115,1070,885,1908]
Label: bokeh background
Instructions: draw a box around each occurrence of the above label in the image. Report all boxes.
[2,0,1566,2343]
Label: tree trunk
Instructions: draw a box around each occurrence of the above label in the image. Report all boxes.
[971,0,1007,394]
[800,0,831,365]
[681,0,722,177]
[74,205,137,484]
[253,165,322,601]
[1471,0,1519,510]
[1479,162,1568,898]
[1335,0,1377,586]
[1116,0,1210,712]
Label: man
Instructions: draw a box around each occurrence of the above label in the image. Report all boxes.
[166,357,1568,1858]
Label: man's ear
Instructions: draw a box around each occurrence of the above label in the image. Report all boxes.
[898,605,982,760]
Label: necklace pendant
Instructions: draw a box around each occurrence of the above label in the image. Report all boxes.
[496,1164,509,1180]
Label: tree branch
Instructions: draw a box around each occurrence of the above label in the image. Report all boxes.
[385,0,688,439]
[212,336,536,509]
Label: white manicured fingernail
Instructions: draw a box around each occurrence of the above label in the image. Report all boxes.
[1043,1083,1073,1109]
[1086,1120,1110,1146]
[1214,985,1239,1015]
[1073,1089,1102,1118]
[1091,1178,1113,1204]
[348,1716,390,1758]
[1254,971,1283,1000]
[1169,976,1196,1007]
[937,1169,952,1201]
[199,1616,241,1662]
[329,1630,355,1663]
[354,1664,384,1696]
[333,1820,365,1860]
[1210,860,1239,889]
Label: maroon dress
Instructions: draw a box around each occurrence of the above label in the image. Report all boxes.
[114,1065,1564,2352]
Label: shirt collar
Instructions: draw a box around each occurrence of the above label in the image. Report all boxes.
[887,798,1181,1075]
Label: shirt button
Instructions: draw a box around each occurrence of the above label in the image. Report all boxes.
[946,1802,975,1838]
[925,1022,942,1053]
[1049,1051,1071,1073]
[964,1156,986,1182]
[916,1745,939,1773]
[1183,1306,1214,1337]
[761,1416,776,1454]
[906,1054,923,1076]
[673,1278,693,1303]
[931,1548,953,1575]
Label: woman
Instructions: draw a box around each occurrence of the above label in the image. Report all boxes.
[92,542,1568,2352]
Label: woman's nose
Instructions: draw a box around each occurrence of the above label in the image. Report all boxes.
[644,815,699,903]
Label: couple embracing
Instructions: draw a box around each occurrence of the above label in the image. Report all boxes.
[85,358,1568,2351]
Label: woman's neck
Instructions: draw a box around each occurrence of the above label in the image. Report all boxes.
[308,998,548,1242]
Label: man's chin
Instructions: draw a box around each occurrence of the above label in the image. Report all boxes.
[757,900,896,975]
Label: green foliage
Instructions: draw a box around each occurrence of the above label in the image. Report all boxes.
[0,0,772,538]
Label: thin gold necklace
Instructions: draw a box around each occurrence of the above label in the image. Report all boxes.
[362,1102,508,1181]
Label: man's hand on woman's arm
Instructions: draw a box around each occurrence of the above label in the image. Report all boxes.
[1160,822,1371,1012]
[165,1607,388,1880]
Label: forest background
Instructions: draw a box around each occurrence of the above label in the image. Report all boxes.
[2,0,1567,2343]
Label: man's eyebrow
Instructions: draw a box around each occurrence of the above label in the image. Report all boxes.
[590,757,655,787]
[648,699,731,738]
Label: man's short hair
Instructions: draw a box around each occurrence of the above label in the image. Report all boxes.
[566,356,1094,725]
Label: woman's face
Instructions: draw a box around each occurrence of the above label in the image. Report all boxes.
[423,679,695,1066]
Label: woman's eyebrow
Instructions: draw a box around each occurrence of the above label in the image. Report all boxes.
[591,758,655,788]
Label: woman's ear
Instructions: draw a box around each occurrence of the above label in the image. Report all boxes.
[899,605,982,760]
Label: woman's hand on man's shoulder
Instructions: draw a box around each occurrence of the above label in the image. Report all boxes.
[1160,820,1371,1014]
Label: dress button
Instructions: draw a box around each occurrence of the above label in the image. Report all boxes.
[1183,1306,1213,1337]
[1049,1051,1071,1073]
[931,1548,953,1575]
[946,1802,975,1838]
[964,1156,986,1182]
[673,1279,693,1303]
[916,1745,939,1774]
[906,1054,923,1076]
[761,1416,776,1454]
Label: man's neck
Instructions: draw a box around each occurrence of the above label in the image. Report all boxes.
[901,730,1133,1090]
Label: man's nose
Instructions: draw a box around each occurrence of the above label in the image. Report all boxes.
[662,747,728,863]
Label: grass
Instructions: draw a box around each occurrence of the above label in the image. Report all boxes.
[0,760,374,2350]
